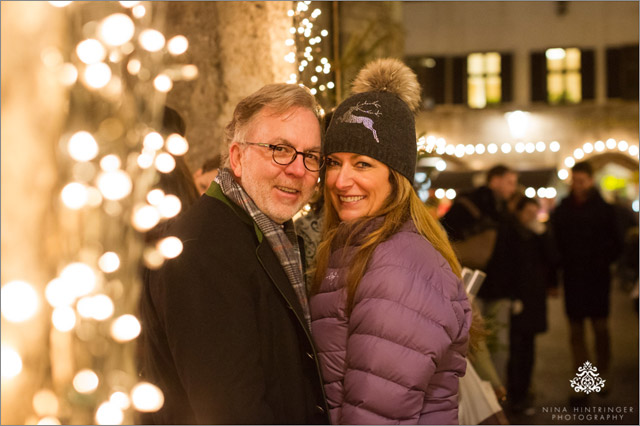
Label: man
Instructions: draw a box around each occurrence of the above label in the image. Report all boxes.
[193,154,222,195]
[550,161,621,402]
[440,164,518,386]
[139,83,329,424]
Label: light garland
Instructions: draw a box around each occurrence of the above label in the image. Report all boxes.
[284,1,334,111]
[2,2,196,424]
[417,135,639,182]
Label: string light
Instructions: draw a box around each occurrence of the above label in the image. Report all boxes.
[130,382,164,412]
[76,39,106,65]
[1,345,23,379]
[68,131,99,162]
[84,63,112,89]
[1,281,39,323]
[139,29,165,52]
[97,170,133,200]
[51,307,77,332]
[95,402,124,425]
[110,315,141,342]
[156,236,183,259]
[73,369,99,394]
[167,35,189,55]
[99,14,135,47]
[32,390,60,417]
[61,182,89,210]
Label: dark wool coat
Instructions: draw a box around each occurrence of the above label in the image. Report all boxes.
[550,188,622,319]
[139,183,329,424]
[440,186,514,300]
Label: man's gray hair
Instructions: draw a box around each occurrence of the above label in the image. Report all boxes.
[221,83,321,167]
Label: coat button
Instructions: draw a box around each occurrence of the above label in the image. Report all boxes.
[306,352,314,359]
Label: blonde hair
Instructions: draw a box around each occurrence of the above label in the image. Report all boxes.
[311,170,462,313]
[221,83,321,167]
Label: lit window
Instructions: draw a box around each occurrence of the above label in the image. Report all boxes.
[467,52,502,108]
[546,47,582,104]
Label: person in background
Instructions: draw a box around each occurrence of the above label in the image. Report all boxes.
[505,196,557,417]
[310,58,472,425]
[440,164,518,384]
[139,84,329,424]
[550,160,622,405]
[192,154,222,195]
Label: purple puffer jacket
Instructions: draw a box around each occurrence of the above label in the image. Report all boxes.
[310,220,472,425]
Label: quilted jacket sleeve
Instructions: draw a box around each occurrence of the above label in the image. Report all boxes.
[339,235,470,425]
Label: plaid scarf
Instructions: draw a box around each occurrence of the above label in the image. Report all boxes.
[215,168,311,330]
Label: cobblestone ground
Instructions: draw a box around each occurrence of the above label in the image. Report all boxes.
[505,282,639,425]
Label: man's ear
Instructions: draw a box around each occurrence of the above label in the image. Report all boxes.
[229,142,242,178]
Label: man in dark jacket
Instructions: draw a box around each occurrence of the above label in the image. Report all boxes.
[550,161,621,391]
[139,84,329,424]
[440,164,518,384]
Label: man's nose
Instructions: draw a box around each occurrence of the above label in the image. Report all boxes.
[284,153,307,177]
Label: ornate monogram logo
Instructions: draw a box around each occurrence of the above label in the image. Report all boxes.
[570,361,606,394]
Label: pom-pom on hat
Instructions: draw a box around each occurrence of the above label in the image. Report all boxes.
[324,58,421,184]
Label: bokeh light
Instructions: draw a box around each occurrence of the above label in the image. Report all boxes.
[1,280,39,323]
[111,314,141,342]
[73,369,99,394]
[130,382,164,412]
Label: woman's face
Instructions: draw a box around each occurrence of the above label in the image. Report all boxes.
[324,152,391,222]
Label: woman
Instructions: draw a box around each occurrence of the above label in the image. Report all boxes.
[310,58,472,424]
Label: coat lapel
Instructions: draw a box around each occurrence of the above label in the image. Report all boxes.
[256,242,309,333]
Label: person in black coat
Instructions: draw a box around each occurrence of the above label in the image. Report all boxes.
[139,84,329,424]
[441,164,518,383]
[550,161,622,384]
[505,196,557,414]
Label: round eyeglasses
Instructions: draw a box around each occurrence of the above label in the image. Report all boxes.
[241,142,324,172]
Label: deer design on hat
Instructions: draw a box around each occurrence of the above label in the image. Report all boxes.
[336,100,382,143]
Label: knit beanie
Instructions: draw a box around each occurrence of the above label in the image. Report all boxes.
[324,58,421,184]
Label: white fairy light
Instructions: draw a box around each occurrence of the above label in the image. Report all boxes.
[525,187,536,198]
[445,189,457,199]
[158,195,182,218]
[100,155,121,171]
[465,144,475,155]
[127,59,141,75]
[45,278,76,308]
[549,141,561,152]
[153,74,173,92]
[435,160,447,171]
[573,148,584,159]
[594,140,605,152]
[110,392,131,410]
[515,142,525,153]
[60,262,97,298]
[618,140,628,151]
[97,170,132,200]
[73,369,99,394]
[166,134,188,156]
[143,132,164,151]
[564,157,576,168]
[606,138,617,149]
[537,187,547,198]
[147,189,165,206]
[139,29,165,52]
[48,1,72,6]
[487,143,498,154]
[131,382,164,412]
[132,204,161,232]
[1,346,23,379]
[475,144,485,154]
[546,187,557,198]
[536,141,546,152]
[96,402,124,425]
[99,13,135,47]
[628,145,639,157]
[68,131,99,162]
[501,143,512,154]
[119,1,140,7]
[59,63,78,86]
[558,169,569,180]
[435,189,445,199]
[37,417,61,425]
[84,62,112,89]
[137,152,154,169]
[167,35,189,55]
[131,4,147,19]
[83,294,115,321]
[98,252,120,273]
[1,280,39,323]
[155,153,176,173]
[33,389,59,417]
[111,314,141,342]
[445,145,455,156]
[51,306,76,332]
[157,236,183,259]
[583,142,594,154]
[76,39,106,65]
[61,183,89,210]
[327,82,335,89]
